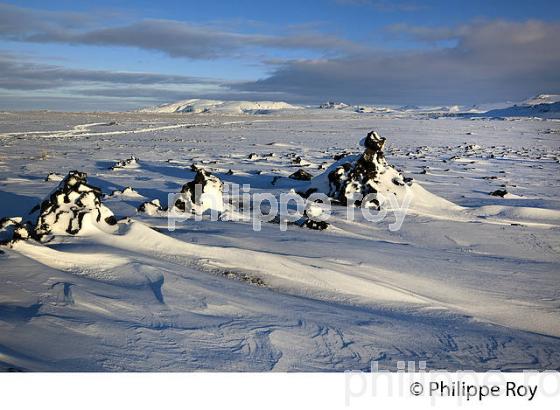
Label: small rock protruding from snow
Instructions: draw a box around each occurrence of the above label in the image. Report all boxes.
[174,169,224,214]
[111,155,139,170]
[34,170,117,239]
[108,186,142,198]
[292,156,311,167]
[45,172,63,182]
[289,169,313,181]
[490,189,508,198]
[301,202,329,230]
[333,151,351,161]
[138,199,166,216]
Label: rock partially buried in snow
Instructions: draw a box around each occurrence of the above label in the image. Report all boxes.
[174,169,225,214]
[490,189,508,198]
[0,217,31,244]
[33,170,117,240]
[301,202,329,230]
[289,169,313,181]
[138,199,166,216]
[292,156,311,167]
[111,155,139,170]
[45,172,63,182]
[107,186,143,198]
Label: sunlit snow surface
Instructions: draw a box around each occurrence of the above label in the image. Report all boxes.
[0,109,559,371]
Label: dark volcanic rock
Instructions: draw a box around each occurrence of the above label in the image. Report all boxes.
[289,169,313,181]
[490,189,508,197]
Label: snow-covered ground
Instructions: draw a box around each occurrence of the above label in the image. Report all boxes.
[0,109,559,371]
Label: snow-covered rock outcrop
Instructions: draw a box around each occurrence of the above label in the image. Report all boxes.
[33,171,117,239]
[305,131,411,209]
[305,131,463,215]
[0,217,31,244]
[173,169,225,214]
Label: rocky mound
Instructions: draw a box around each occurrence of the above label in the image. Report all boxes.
[173,169,225,214]
[306,131,412,209]
[33,171,117,239]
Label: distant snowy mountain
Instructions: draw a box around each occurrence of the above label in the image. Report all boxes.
[483,94,560,119]
[138,94,560,118]
[521,94,560,106]
[139,99,302,114]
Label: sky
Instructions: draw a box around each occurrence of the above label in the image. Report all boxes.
[1,0,559,110]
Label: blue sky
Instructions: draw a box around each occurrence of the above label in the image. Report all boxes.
[1,0,559,110]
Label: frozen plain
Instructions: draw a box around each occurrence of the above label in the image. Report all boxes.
[0,109,559,371]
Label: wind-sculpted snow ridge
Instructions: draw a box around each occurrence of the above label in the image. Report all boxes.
[32,171,117,240]
[173,168,225,214]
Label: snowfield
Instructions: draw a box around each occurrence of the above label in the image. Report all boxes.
[0,108,559,371]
